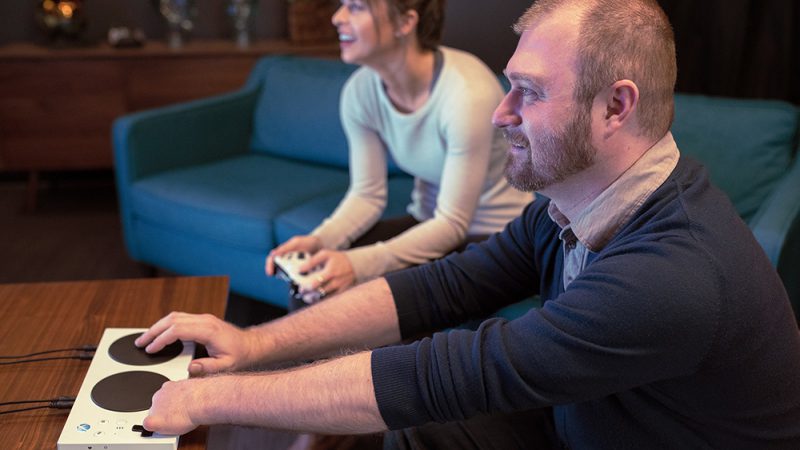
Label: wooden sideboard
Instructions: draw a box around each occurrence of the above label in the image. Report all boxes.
[0,39,339,210]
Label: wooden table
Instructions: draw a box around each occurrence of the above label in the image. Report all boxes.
[0,276,229,449]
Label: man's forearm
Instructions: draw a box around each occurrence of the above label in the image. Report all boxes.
[191,351,386,434]
[144,352,386,434]
[249,277,401,366]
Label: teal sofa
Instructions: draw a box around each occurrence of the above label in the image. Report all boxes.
[113,55,800,322]
[113,56,413,308]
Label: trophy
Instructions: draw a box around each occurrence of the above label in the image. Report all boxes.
[228,0,257,48]
[158,0,196,48]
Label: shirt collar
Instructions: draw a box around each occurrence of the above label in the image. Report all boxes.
[548,132,680,251]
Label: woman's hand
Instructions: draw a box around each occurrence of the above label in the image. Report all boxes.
[265,235,323,276]
[302,250,357,298]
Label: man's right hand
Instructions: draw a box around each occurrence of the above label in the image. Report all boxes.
[134,312,260,376]
[265,235,324,276]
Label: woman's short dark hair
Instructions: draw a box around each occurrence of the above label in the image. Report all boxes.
[365,0,446,51]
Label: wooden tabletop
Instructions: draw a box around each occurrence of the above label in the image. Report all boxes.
[0,276,229,450]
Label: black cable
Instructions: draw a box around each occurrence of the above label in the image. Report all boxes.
[0,345,97,359]
[0,396,75,415]
[0,405,51,415]
[0,396,76,408]
[0,354,94,366]
[0,399,54,407]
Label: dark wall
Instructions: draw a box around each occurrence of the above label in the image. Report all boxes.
[446,0,800,105]
[0,0,528,73]
[442,0,530,73]
[659,0,800,105]
[2,0,798,104]
[0,0,289,44]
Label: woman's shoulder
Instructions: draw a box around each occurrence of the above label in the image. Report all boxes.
[440,47,499,82]
[431,47,504,115]
[341,66,382,114]
[343,66,380,95]
[440,46,489,66]
[438,47,503,97]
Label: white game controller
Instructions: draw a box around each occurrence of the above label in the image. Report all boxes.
[273,251,325,304]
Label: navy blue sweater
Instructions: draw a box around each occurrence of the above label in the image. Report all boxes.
[373,157,800,449]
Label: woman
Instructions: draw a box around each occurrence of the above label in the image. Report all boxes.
[266,0,531,304]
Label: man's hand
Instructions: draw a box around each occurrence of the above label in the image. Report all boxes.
[143,353,387,436]
[143,378,204,435]
[135,312,260,376]
[265,235,324,276]
[137,279,401,435]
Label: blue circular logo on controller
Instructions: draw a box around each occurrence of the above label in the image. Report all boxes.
[77,423,91,432]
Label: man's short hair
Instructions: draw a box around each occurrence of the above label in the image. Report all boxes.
[514,0,677,139]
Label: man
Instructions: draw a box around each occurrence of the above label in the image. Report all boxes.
[137,0,800,448]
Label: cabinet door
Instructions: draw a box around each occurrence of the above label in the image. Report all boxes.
[124,57,257,111]
[0,60,125,170]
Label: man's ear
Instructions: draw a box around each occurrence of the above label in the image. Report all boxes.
[602,80,639,132]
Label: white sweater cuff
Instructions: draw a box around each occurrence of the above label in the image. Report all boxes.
[346,243,402,283]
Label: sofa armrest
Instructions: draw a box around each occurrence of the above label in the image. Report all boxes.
[112,87,259,184]
[112,87,259,261]
[750,154,800,320]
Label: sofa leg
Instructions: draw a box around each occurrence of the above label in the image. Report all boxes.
[25,171,40,213]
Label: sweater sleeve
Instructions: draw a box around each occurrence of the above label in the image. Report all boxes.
[384,200,548,337]
[311,73,388,250]
[372,207,720,429]
[345,65,507,282]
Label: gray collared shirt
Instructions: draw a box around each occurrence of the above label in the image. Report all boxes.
[548,132,680,290]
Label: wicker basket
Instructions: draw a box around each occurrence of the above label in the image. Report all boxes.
[288,0,338,43]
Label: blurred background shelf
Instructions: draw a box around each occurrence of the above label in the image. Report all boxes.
[0,39,339,210]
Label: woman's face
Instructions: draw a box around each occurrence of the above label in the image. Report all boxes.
[332,0,399,66]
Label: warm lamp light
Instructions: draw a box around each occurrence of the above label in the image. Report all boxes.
[58,2,75,18]
[35,0,87,44]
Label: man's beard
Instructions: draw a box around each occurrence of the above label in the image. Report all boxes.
[503,104,596,192]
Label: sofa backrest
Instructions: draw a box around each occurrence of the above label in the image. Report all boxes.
[245,57,800,218]
[671,94,799,223]
[247,56,355,169]
[247,56,407,176]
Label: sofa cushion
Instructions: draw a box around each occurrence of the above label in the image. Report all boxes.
[672,94,799,222]
[248,56,408,176]
[129,154,350,250]
[249,57,357,170]
[273,176,416,245]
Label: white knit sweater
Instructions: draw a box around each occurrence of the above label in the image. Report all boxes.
[311,46,532,282]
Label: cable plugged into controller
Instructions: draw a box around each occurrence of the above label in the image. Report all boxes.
[0,345,97,359]
[50,396,77,409]
[0,396,76,415]
[0,344,94,415]
[0,353,95,366]
[0,344,96,366]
